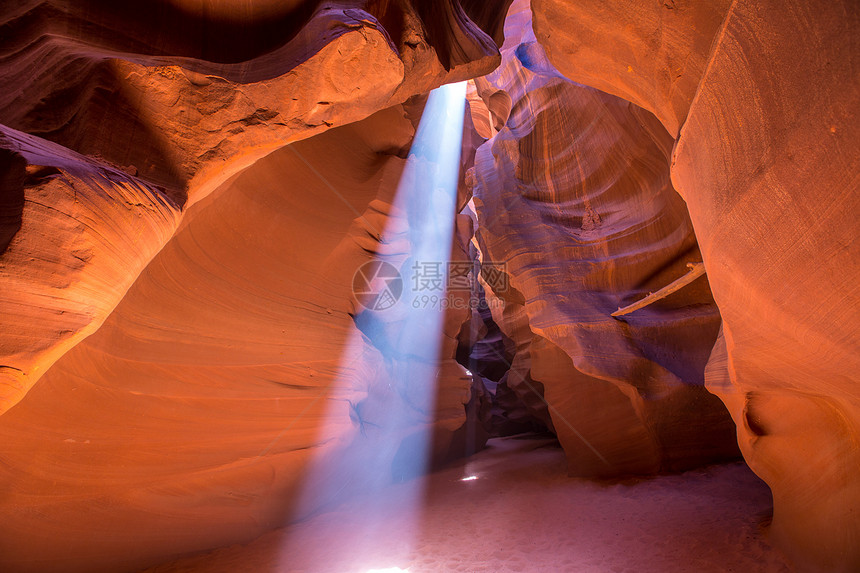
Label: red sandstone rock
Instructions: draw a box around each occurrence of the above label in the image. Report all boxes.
[0,0,504,414]
[470,0,738,478]
[0,106,480,572]
[534,0,860,570]
[0,127,180,415]
[672,3,860,570]
[0,0,856,571]
[532,0,731,137]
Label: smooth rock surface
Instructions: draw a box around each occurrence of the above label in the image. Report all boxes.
[470,0,739,478]
[0,127,180,415]
[532,0,732,137]
[0,0,505,414]
[671,2,860,570]
[0,107,477,573]
[534,0,860,569]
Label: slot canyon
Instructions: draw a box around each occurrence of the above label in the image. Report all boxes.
[0,1,857,572]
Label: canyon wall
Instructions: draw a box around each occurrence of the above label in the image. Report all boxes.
[533,0,860,570]
[469,0,738,478]
[0,0,856,571]
[0,105,481,573]
[0,0,506,414]
[0,2,505,570]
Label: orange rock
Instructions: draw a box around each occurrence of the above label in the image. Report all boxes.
[532,0,732,137]
[672,1,860,570]
[0,0,503,415]
[470,0,738,478]
[0,106,478,572]
[535,0,860,569]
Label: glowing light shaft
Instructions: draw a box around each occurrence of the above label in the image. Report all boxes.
[385,80,468,478]
[278,82,468,571]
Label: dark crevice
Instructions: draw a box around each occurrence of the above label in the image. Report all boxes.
[0,149,26,256]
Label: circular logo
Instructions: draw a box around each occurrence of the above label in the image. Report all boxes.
[352,261,403,311]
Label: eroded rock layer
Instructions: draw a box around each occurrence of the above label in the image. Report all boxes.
[0,107,478,573]
[0,127,180,416]
[531,0,732,137]
[469,0,738,478]
[0,0,506,414]
[0,1,855,571]
[535,0,860,570]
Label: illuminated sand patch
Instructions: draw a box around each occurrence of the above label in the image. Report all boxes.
[147,436,791,573]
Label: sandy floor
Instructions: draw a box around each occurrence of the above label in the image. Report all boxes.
[147,436,793,573]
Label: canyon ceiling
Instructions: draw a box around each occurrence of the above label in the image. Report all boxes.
[0,1,857,572]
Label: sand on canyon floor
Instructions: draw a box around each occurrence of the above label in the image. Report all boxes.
[147,435,793,573]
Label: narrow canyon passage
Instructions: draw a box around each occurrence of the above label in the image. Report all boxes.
[0,1,857,573]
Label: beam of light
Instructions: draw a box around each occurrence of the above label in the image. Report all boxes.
[277,81,467,571]
[384,80,468,482]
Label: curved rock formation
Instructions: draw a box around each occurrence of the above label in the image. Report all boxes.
[0,127,181,416]
[0,0,505,414]
[469,0,738,478]
[0,106,479,572]
[534,0,860,570]
[0,0,856,571]
[531,0,732,137]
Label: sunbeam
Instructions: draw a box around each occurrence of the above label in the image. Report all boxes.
[276,81,467,571]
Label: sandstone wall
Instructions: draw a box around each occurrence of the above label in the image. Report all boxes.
[534,0,860,570]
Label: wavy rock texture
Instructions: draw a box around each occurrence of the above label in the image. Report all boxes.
[0,0,505,414]
[535,0,860,570]
[469,0,738,478]
[531,0,732,137]
[0,106,480,572]
[1,0,505,199]
[0,127,180,418]
[672,2,860,571]
[1,1,855,571]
